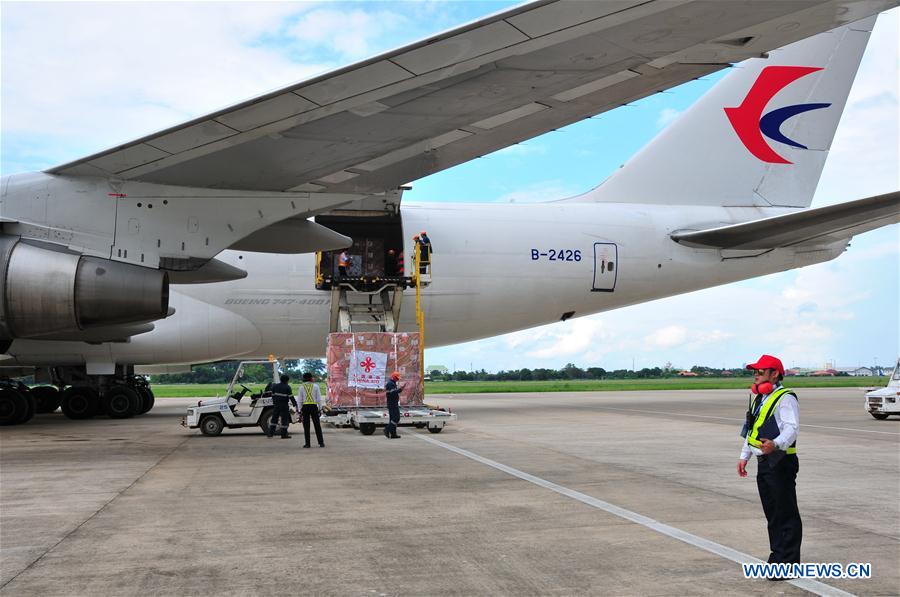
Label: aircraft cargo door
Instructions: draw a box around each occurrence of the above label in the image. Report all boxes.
[592,243,617,292]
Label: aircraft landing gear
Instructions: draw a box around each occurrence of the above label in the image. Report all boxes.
[0,366,158,425]
[0,381,36,426]
[39,366,157,423]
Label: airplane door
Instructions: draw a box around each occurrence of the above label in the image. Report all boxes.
[592,243,617,292]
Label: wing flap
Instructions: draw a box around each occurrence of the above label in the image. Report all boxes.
[45,0,899,192]
[671,191,900,249]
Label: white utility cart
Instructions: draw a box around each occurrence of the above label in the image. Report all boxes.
[321,405,456,435]
[183,360,297,436]
[865,357,900,420]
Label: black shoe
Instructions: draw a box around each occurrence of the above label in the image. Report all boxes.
[281,434,292,439]
[391,434,401,439]
[383,428,390,438]
[303,444,310,448]
[319,444,325,448]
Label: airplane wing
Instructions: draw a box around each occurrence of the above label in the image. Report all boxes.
[46,0,897,194]
[671,191,900,249]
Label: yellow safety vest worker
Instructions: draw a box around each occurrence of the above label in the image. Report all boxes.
[302,383,317,405]
[747,387,797,454]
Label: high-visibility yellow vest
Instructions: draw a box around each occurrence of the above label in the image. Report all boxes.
[747,387,797,454]
[301,383,317,405]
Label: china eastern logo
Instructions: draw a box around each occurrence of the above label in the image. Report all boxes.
[725,66,831,164]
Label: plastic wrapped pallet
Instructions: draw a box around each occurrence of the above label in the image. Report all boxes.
[326,332,423,407]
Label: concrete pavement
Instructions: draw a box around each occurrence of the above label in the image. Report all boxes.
[1,388,897,595]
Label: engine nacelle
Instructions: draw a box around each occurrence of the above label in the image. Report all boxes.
[0,237,169,340]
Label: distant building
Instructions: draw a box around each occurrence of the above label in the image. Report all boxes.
[720,370,733,376]
[678,370,698,377]
[810,369,837,376]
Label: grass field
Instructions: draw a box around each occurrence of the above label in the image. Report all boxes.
[151,376,887,398]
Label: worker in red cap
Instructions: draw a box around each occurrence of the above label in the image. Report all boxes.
[737,354,802,576]
[383,371,404,439]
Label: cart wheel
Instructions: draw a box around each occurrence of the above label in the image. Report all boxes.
[259,407,274,434]
[359,423,376,435]
[200,415,225,436]
[427,426,443,434]
[870,412,889,420]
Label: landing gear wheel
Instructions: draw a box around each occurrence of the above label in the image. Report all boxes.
[32,386,62,413]
[136,387,155,414]
[103,386,140,419]
[61,386,98,420]
[870,412,890,420]
[18,389,36,424]
[259,407,274,434]
[427,426,443,434]
[200,415,224,436]
[0,388,28,425]
[359,423,376,435]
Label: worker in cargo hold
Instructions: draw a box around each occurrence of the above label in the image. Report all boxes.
[737,354,802,577]
[387,248,403,276]
[299,372,325,448]
[384,371,404,439]
[337,250,351,277]
[267,374,298,439]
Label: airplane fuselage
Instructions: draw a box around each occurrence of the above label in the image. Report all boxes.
[5,200,845,368]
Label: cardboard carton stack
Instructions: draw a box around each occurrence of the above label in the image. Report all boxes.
[325,332,423,407]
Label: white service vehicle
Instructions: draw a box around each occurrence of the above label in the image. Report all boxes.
[865,358,900,420]
[322,405,457,436]
[183,360,296,436]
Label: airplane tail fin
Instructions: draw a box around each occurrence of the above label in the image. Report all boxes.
[581,17,877,208]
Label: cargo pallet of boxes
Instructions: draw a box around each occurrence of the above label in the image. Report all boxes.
[321,331,456,435]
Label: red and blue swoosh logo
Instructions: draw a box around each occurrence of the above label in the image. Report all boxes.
[725,66,831,164]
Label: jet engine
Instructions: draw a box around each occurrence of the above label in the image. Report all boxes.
[0,237,169,342]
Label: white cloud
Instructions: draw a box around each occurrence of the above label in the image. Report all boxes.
[1,3,333,164]
[646,325,688,348]
[656,107,681,128]
[288,8,409,60]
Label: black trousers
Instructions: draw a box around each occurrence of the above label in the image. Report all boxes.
[270,401,291,436]
[301,403,324,446]
[385,399,400,436]
[756,453,802,563]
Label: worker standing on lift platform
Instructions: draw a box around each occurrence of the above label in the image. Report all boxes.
[419,231,432,274]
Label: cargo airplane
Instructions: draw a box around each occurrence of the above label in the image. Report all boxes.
[2,0,899,424]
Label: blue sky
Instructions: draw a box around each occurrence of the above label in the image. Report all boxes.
[2,2,897,372]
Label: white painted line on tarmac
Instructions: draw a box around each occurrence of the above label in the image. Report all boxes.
[415,433,855,597]
[595,406,900,435]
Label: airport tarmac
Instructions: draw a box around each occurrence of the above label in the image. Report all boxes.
[1,388,898,596]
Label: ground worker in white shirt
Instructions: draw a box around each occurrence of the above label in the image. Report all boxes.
[737,354,801,577]
[298,372,324,448]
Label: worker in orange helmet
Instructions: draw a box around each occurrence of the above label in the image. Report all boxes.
[383,371,404,439]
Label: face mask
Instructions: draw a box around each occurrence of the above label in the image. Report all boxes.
[751,382,774,395]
